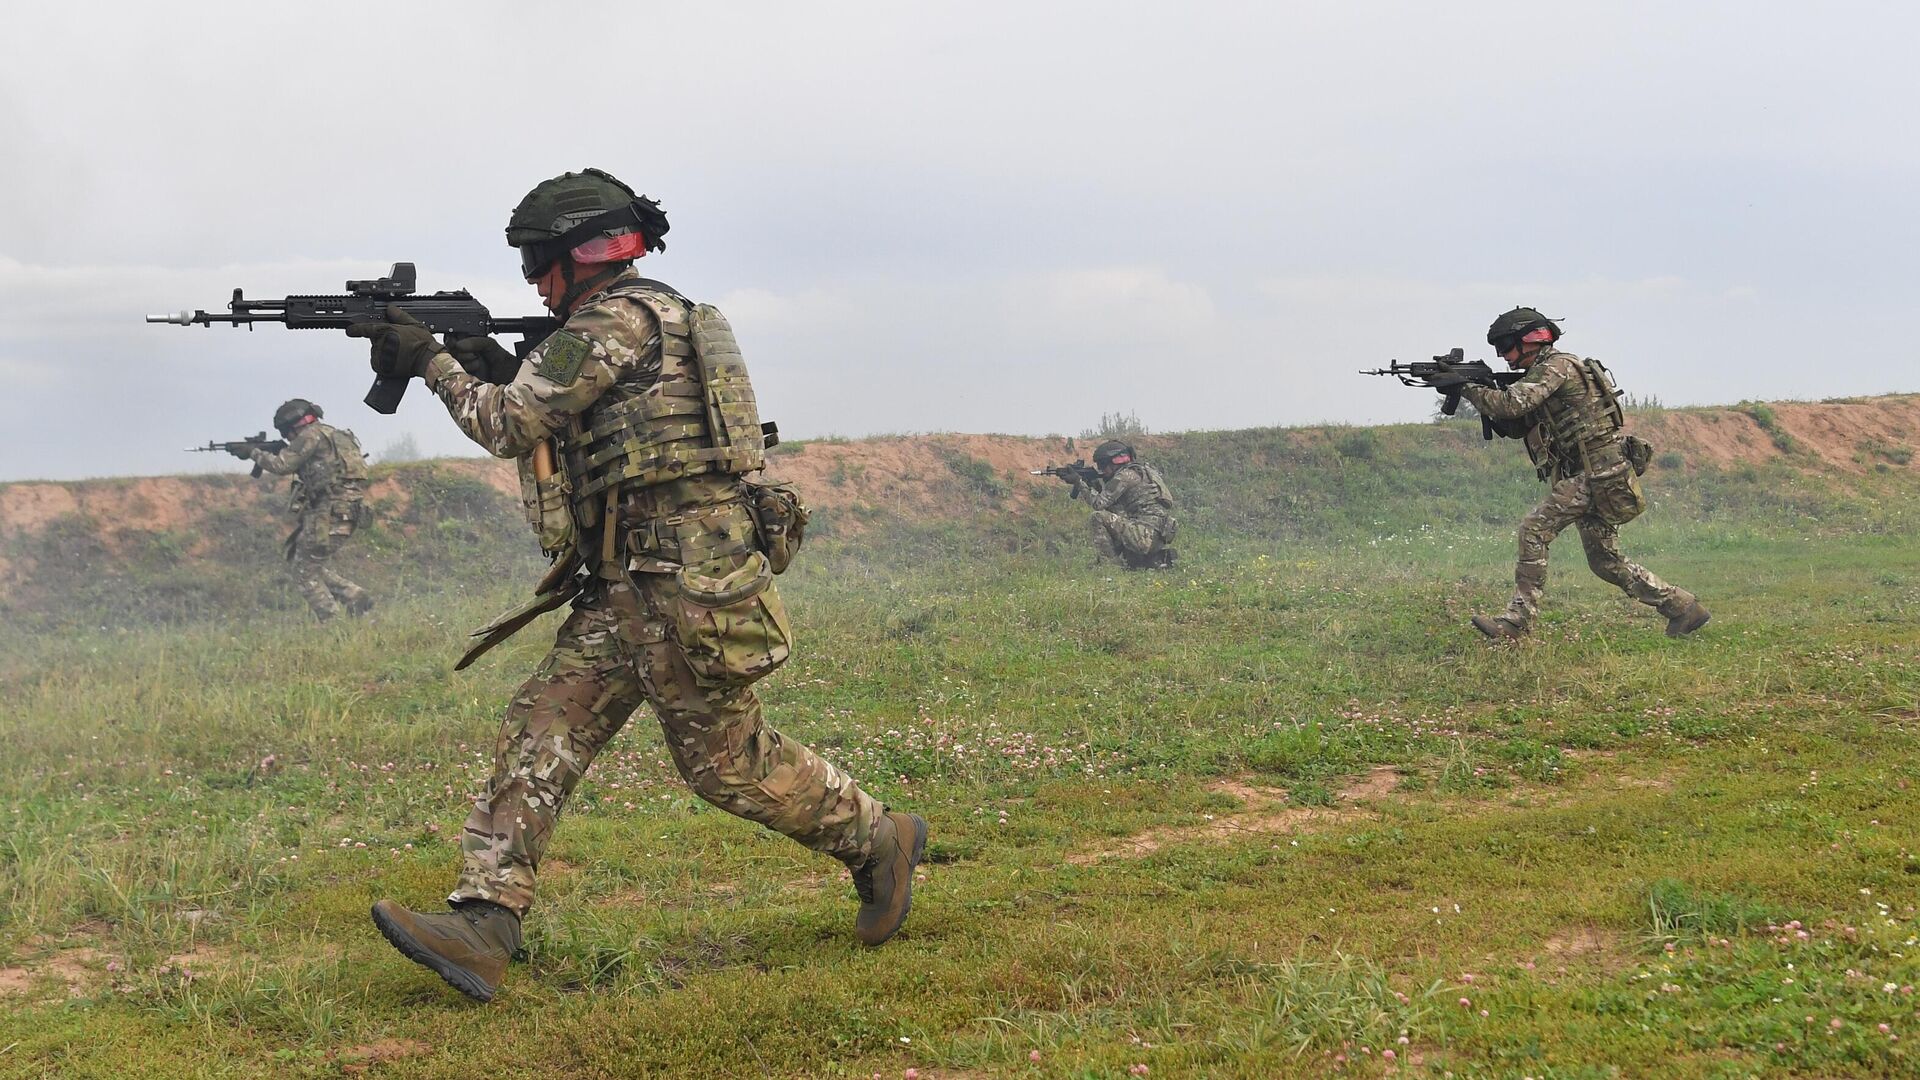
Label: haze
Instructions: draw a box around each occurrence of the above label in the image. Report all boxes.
[2,1,1913,481]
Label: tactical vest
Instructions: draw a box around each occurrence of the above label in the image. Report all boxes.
[539,279,767,566]
[1129,462,1175,515]
[318,425,370,487]
[1524,350,1626,480]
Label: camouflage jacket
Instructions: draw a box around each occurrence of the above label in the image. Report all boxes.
[420,268,751,569]
[1079,461,1175,524]
[1461,347,1625,480]
[421,269,665,462]
[249,421,368,512]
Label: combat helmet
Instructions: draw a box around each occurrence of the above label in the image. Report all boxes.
[1093,440,1135,468]
[507,168,670,281]
[273,398,321,435]
[1487,307,1562,353]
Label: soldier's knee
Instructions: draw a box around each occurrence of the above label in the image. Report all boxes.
[1586,553,1629,583]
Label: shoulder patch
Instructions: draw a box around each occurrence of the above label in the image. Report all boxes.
[535,331,592,385]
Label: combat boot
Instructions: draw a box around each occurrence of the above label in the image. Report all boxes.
[370,899,521,1002]
[851,810,928,946]
[1665,600,1711,637]
[346,592,374,616]
[1471,615,1527,641]
[1154,547,1178,569]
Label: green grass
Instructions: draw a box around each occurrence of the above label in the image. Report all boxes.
[1,427,1917,1077]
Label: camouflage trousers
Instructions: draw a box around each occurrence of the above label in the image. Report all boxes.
[287,501,369,620]
[448,574,883,916]
[1503,475,1694,629]
[1088,511,1172,564]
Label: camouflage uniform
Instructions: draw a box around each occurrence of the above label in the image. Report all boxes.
[249,421,371,619]
[419,269,883,916]
[1077,461,1177,567]
[1462,347,1696,630]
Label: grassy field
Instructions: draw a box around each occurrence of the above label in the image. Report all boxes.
[2,424,1917,1078]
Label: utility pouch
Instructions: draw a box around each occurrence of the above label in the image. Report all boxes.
[330,499,359,539]
[519,451,577,556]
[742,478,809,574]
[1588,461,1648,526]
[1622,434,1653,476]
[667,551,792,686]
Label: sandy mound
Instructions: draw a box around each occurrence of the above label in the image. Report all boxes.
[3,395,1915,575]
[1631,394,1920,473]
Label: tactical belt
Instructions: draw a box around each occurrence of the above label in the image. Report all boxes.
[590,497,754,579]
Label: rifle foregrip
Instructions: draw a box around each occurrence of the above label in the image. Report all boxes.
[365,374,408,415]
[1441,391,1462,416]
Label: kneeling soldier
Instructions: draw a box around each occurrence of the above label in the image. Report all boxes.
[1064,440,1178,570]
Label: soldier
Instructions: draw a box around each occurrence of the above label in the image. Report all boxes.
[240,398,372,620]
[1458,308,1710,640]
[1059,439,1178,569]
[343,169,926,1002]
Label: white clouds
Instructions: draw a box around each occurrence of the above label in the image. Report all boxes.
[1004,266,1218,347]
[1,3,1917,479]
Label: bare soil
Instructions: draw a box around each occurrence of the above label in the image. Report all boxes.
[334,1038,432,1074]
[1630,395,1920,473]
[1066,766,1403,864]
[0,945,107,1000]
[761,433,1086,530]
[3,395,1914,579]
[1538,926,1636,974]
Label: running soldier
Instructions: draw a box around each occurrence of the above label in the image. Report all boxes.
[1460,308,1710,640]
[344,169,925,1001]
[241,398,372,620]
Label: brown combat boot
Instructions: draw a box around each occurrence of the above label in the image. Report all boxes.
[1471,615,1527,640]
[1665,601,1711,637]
[370,899,521,1002]
[851,810,928,946]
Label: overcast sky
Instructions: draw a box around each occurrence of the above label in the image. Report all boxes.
[2,1,1914,481]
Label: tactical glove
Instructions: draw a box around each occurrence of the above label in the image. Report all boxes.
[446,335,520,385]
[346,304,444,380]
[226,444,254,460]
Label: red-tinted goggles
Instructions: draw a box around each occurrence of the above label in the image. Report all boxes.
[521,230,651,281]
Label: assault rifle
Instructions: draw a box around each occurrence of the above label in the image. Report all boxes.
[1360,347,1527,440]
[1032,460,1101,494]
[187,432,286,477]
[148,262,560,415]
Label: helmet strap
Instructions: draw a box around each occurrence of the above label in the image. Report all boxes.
[556,259,627,314]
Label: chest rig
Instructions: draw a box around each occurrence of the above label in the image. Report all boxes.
[1130,463,1175,515]
[1102,462,1175,526]
[316,425,370,489]
[1524,350,1627,481]
[290,423,369,513]
[542,279,767,572]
